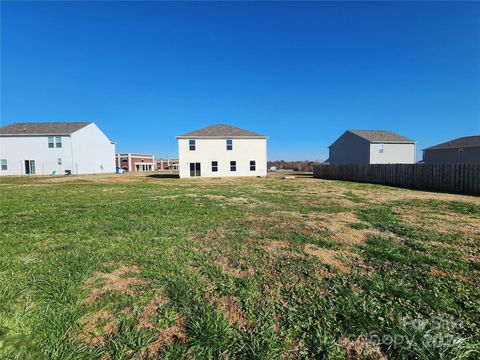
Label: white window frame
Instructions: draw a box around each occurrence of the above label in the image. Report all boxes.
[230,161,236,172]
[226,139,233,151]
[48,136,54,148]
[189,139,196,151]
[1,159,7,170]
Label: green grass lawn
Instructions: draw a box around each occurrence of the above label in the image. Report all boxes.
[0,173,479,359]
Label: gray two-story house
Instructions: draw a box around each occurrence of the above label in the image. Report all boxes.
[423,136,480,164]
[328,130,416,165]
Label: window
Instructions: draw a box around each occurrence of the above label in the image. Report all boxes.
[189,139,196,151]
[230,161,236,171]
[379,144,384,153]
[55,136,62,148]
[250,160,256,171]
[48,136,54,148]
[58,158,62,165]
[1,159,7,170]
[121,158,128,163]
[458,148,464,153]
[212,161,218,172]
[226,139,233,150]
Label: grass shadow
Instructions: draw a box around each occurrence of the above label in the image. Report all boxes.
[147,174,180,179]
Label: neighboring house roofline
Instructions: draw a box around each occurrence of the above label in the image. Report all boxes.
[0,122,92,136]
[423,135,480,151]
[176,135,268,139]
[328,129,415,147]
[176,124,267,139]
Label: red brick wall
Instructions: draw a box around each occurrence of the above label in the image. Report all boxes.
[129,155,155,172]
[116,154,155,172]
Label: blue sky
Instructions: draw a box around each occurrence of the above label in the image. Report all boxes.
[1,1,479,161]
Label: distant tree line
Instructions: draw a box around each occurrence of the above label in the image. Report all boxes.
[267,160,322,172]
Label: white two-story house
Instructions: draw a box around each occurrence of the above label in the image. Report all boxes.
[0,122,115,175]
[177,124,268,178]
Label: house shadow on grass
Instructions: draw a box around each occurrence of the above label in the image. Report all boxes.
[147,174,180,179]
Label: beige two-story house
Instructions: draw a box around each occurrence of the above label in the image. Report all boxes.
[177,124,267,178]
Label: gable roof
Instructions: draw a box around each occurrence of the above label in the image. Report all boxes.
[177,124,267,139]
[0,122,91,136]
[424,136,480,151]
[348,130,415,143]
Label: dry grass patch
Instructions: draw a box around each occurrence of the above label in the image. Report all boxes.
[304,244,353,273]
[214,256,256,277]
[83,266,148,305]
[208,294,247,325]
[306,211,378,246]
[338,336,387,360]
[138,296,168,329]
[137,317,187,359]
[361,187,479,205]
[78,310,116,346]
[260,240,304,259]
[271,210,304,218]
[430,267,470,282]
[397,208,480,240]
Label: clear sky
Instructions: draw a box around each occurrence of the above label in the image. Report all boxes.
[1,1,479,161]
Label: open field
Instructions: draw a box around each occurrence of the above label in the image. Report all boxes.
[1,173,479,359]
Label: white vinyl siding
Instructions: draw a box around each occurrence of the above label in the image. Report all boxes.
[178,137,267,178]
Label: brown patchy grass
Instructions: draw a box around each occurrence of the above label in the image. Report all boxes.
[210,295,247,325]
[2,172,479,359]
[306,211,379,246]
[78,310,116,346]
[396,206,480,240]
[214,256,256,277]
[83,266,148,305]
[304,244,352,273]
[137,317,187,359]
[338,336,388,360]
[137,296,167,329]
[261,240,305,259]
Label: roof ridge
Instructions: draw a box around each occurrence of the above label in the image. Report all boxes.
[347,129,415,143]
[424,135,480,150]
[0,122,93,135]
[177,124,267,138]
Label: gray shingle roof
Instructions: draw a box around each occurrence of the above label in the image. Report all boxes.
[0,122,91,135]
[424,136,480,151]
[177,124,267,139]
[349,130,415,143]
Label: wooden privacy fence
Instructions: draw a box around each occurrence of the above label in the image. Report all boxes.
[313,164,480,195]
